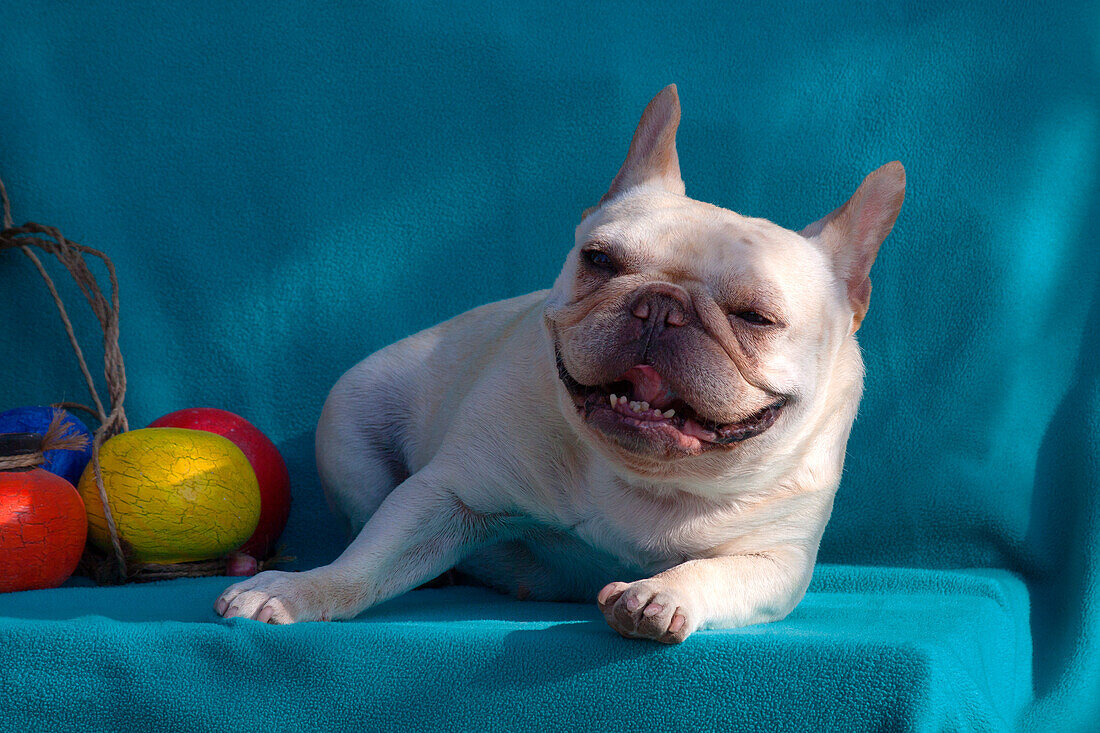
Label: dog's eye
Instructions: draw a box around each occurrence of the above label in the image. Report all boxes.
[582,249,617,274]
[735,310,774,326]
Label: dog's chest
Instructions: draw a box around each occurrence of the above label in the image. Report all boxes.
[473,501,734,601]
[559,485,739,574]
[564,516,684,576]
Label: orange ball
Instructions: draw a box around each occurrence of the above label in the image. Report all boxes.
[1,435,88,593]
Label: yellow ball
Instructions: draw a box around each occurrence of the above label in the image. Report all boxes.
[78,427,261,563]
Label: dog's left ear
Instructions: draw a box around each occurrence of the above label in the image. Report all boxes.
[801,162,905,332]
[585,85,685,220]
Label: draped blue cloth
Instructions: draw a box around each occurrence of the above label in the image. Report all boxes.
[1,2,1097,730]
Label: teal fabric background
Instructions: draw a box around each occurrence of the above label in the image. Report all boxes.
[0,1,1098,730]
[0,568,1034,731]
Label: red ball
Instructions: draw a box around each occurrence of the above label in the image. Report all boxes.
[1,465,87,593]
[148,408,290,558]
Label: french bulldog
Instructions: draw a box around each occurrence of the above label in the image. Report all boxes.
[215,84,905,643]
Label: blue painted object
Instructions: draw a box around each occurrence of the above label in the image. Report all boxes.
[0,406,93,486]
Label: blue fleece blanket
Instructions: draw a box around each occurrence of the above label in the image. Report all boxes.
[0,567,1030,732]
[1,1,1098,731]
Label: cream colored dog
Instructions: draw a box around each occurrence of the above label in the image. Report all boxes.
[216,85,905,643]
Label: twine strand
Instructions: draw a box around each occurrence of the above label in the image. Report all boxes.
[0,177,11,229]
[50,401,103,424]
[19,246,108,422]
[1,175,129,579]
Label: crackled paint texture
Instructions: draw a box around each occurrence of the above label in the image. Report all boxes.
[77,427,260,563]
[0,467,87,593]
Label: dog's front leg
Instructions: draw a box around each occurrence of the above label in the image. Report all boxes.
[216,467,505,624]
[597,548,814,644]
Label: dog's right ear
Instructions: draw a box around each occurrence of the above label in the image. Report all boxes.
[585,85,685,220]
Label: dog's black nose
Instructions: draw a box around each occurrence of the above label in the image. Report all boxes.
[631,284,691,329]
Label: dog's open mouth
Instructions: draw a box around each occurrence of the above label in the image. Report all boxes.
[555,346,787,453]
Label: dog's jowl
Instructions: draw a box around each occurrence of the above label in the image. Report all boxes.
[216,85,905,643]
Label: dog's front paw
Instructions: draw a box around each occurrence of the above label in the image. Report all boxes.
[597,579,696,644]
[215,569,336,624]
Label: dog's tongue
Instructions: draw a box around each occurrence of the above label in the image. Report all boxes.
[620,365,676,409]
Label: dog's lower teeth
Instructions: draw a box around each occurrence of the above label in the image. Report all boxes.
[607,393,678,420]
